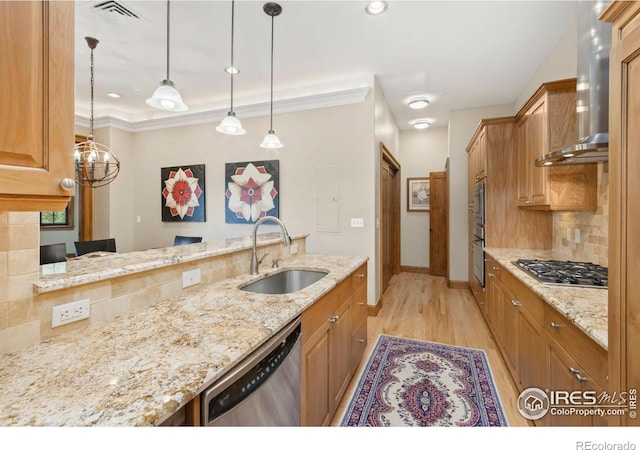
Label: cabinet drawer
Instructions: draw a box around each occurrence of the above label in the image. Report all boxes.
[351,263,367,290]
[544,304,608,387]
[502,267,543,325]
[350,284,367,329]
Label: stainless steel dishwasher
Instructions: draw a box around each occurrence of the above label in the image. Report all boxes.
[201,316,301,426]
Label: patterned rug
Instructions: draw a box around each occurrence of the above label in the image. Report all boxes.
[339,335,508,426]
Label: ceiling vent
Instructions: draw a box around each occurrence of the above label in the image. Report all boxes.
[93,1,140,19]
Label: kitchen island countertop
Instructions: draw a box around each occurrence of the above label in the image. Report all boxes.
[0,253,368,426]
[484,247,607,350]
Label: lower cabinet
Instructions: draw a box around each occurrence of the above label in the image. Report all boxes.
[301,263,367,426]
[484,258,609,427]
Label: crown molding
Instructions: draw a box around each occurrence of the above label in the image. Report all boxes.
[75,86,371,133]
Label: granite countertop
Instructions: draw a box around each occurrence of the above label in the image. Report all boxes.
[484,247,607,350]
[0,253,368,426]
[36,232,309,293]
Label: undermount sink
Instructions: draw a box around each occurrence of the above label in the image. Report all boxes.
[240,269,328,294]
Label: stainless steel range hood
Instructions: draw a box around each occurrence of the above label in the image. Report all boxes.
[536,1,612,166]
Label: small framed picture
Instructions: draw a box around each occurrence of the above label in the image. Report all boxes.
[407,177,430,212]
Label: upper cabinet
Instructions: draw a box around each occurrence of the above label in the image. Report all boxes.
[0,1,75,212]
[515,79,597,211]
[469,128,487,183]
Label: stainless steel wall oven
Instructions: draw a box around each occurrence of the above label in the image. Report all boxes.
[472,182,486,288]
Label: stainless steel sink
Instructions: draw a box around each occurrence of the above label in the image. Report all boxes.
[240,269,328,294]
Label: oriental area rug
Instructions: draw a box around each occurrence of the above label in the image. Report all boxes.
[339,335,508,427]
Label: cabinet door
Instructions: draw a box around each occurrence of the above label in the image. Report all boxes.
[518,308,547,391]
[501,284,519,375]
[547,343,590,426]
[0,1,74,211]
[330,299,352,412]
[528,98,548,205]
[301,322,332,426]
[516,117,530,205]
[477,130,487,180]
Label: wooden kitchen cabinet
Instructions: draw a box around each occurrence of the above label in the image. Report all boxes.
[301,263,367,426]
[515,79,597,211]
[0,1,75,212]
[601,0,640,427]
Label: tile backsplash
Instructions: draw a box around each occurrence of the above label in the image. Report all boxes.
[553,163,609,267]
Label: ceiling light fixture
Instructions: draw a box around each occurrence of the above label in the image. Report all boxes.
[74,37,120,188]
[106,92,121,98]
[411,119,430,130]
[365,1,388,15]
[408,97,430,109]
[217,0,246,135]
[146,0,188,112]
[260,2,283,149]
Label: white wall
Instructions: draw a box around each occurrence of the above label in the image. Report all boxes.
[399,128,448,268]
[92,95,381,305]
[514,20,577,114]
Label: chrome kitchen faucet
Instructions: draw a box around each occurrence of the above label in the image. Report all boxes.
[250,217,291,275]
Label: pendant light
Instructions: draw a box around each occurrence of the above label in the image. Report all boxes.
[217,0,245,135]
[146,0,188,112]
[260,2,283,149]
[74,37,120,188]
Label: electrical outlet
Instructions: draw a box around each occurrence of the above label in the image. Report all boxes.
[290,244,298,255]
[182,268,201,288]
[52,299,90,328]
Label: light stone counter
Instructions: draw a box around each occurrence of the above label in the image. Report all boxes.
[0,253,368,426]
[35,232,308,293]
[484,247,607,350]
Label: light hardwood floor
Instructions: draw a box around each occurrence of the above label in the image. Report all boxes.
[330,272,532,426]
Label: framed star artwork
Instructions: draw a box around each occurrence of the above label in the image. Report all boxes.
[225,160,279,224]
[161,164,206,222]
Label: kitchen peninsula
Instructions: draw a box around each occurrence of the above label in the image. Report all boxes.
[0,232,368,426]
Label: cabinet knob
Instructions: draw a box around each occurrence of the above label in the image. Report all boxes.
[575,373,588,383]
[488,273,495,278]
[492,266,499,271]
[328,315,339,323]
[357,339,365,344]
[357,302,365,306]
[60,178,75,191]
[511,300,521,307]
[356,274,365,278]
[569,367,581,375]
[550,322,561,330]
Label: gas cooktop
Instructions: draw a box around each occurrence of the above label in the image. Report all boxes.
[513,259,608,288]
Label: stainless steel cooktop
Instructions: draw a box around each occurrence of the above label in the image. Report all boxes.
[513,259,608,288]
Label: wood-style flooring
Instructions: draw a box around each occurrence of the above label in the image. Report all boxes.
[330,272,531,426]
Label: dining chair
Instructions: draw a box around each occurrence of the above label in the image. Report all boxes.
[74,238,117,256]
[40,243,68,265]
[173,236,203,246]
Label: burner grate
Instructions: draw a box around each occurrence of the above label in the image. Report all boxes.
[514,259,608,288]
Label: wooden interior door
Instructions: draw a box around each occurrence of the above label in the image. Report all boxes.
[380,144,400,295]
[429,171,447,277]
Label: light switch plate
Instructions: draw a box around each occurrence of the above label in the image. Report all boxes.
[351,218,364,228]
[575,228,581,244]
[290,244,298,255]
[567,228,572,241]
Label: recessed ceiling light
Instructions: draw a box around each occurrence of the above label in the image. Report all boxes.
[408,97,429,109]
[411,120,430,130]
[365,1,388,15]
[106,92,121,98]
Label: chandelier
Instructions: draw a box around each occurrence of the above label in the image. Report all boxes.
[74,37,120,188]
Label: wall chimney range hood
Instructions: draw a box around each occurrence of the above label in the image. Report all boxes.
[536,1,612,166]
